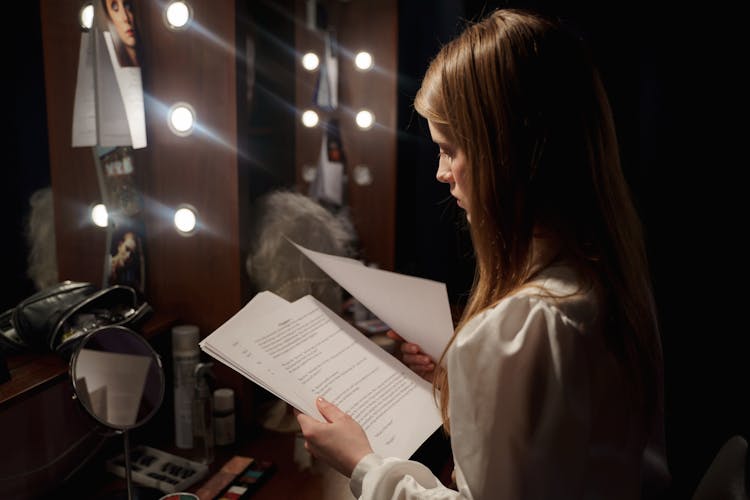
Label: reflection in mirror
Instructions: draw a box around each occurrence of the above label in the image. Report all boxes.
[70,325,164,430]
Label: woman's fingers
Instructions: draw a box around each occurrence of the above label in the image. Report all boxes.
[401,353,433,366]
[386,330,435,382]
[295,397,374,477]
[316,397,347,423]
[400,342,421,354]
[386,329,404,342]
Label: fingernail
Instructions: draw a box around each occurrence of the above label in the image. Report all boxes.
[317,396,326,403]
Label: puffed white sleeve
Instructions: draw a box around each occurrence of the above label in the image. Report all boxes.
[448,294,590,498]
[350,453,461,499]
[350,294,589,500]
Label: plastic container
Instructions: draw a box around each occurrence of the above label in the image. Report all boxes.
[192,362,215,464]
[213,388,236,446]
[105,445,208,493]
[172,324,200,449]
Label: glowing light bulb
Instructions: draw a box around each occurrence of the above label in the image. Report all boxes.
[168,103,195,136]
[165,1,191,29]
[353,164,373,186]
[301,110,319,128]
[302,165,317,183]
[174,206,197,234]
[355,110,375,130]
[80,4,94,30]
[91,204,108,227]
[302,52,320,71]
[354,51,373,71]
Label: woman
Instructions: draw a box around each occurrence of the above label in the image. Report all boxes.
[102,0,139,67]
[297,9,669,499]
[109,229,143,290]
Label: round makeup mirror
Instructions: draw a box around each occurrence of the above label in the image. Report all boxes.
[69,325,165,499]
[70,325,164,429]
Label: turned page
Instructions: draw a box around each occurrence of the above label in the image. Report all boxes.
[201,293,442,459]
[289,241,453,361]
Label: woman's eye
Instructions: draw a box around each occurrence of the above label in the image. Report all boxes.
[111,1,119,12]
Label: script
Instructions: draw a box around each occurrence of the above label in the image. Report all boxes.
[200,291,443,460]
[289,241,454,361]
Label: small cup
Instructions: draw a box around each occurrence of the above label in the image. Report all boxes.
[158,494,200,500]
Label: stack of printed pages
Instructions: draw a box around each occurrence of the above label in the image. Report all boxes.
[200,241,454,459]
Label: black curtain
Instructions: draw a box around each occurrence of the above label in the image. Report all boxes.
[396,2,747,498]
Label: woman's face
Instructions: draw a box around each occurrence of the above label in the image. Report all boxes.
[428,120,471,222]
[105,0,136,48]
[117,233,136,261]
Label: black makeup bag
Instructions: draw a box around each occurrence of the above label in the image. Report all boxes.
[0,281,152,357]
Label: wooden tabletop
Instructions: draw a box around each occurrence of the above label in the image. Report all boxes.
[0,312,178,408]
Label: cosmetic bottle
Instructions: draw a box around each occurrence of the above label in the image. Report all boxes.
[172,324,200,449]
[213,388,235,446]
[192,362,215,464]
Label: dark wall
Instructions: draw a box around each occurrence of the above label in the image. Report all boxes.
[2,0,50,312]
[640,4,747,498]
[396,1,747,498]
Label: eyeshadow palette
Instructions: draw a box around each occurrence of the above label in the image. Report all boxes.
[195,455,275,499]
[106,445,209,493]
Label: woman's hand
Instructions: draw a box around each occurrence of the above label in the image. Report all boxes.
[386,330,436,382]
[296,397,374,477]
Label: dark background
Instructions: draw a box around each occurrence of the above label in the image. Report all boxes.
[3,1,745,498]
[395,2,746,498]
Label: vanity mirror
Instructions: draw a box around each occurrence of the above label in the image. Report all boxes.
[69,325,165,499]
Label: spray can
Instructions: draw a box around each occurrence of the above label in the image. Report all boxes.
[172,324,200,449]
[193,362,215,464]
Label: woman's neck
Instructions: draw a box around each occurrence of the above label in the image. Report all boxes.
[528,232,562,280]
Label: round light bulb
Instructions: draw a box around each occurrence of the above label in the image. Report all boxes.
[174,206,197,234]
[355,110,375,130]
[168,103,195,136]
[354,51,373,71]
[353,164,373,186]
[301,110,319,128]
[165,1,191,29]
[302,165,317,183]
[80,4,94,30]
[91,204,108,227]
[302,52,320,71]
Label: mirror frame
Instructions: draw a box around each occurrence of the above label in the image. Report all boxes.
[69,325,165,430]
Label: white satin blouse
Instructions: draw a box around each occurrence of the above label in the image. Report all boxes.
[349,264,668,499]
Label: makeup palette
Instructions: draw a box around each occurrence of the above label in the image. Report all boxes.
[195,455,275,499]
[106,445,209,493]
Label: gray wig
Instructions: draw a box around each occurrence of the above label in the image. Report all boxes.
[245,191,356,311]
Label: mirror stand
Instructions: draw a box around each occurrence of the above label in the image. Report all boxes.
[123,428,134,500]
[69,325,166,500]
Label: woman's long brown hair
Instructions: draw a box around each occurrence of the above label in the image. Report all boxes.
[415,9,661,433]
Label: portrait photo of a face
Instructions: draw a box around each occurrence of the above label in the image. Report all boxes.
[102,0,139,67]
[108,226,144,291]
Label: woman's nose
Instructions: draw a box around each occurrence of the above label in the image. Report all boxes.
[436,166,452,184]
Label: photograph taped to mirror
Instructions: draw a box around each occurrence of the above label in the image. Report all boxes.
[106,445,208,493]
